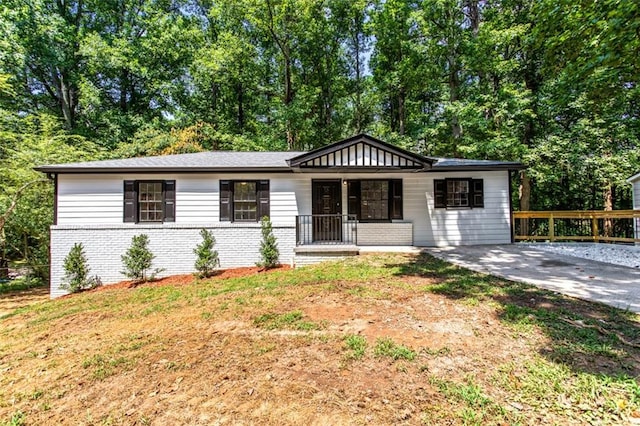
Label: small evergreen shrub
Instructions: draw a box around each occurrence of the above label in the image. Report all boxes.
[61,243,101,293]
[194,228,220,278]
[258,216,279,269]
[121,234,161,282]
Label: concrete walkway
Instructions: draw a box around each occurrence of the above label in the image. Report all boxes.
[424,244,640,313]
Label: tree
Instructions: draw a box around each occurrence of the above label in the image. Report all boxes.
[258,216,279,269]
[121,234,159,282]
[194,229,220,278]
[61,243,101,293]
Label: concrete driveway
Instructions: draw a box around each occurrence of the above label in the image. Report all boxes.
[425,244,640,313]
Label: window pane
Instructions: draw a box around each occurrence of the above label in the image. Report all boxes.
[446,180,469,207]
[138,182,163,222]
[360,180,389,220]
[234,181,257,221]
[234,182,256,201]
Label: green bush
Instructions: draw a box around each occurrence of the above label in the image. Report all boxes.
[194,229,220,278]
[257,216,279,269]
[61,243,101,293]
[120,234,161,282]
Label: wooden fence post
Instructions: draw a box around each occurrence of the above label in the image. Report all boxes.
[592,217,599,242]
[549,213,555,241]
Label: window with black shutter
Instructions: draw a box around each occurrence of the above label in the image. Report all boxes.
[347,179,402,222]
[219,180,269,222]
[123,180,176,223]
[434,178,484,209]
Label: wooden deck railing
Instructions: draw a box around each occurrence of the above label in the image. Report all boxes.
[513,210,640,243]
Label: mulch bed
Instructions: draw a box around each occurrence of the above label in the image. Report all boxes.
[89,265,291,293]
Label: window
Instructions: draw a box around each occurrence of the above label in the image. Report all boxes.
[348,179,402,221]
[220,180,269,222]
[434,178,484,208]
[123,180,175,223]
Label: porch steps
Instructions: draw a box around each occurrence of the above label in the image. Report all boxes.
[293,245,360,267]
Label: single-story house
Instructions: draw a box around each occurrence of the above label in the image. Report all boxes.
[36,134,524,298]
[628,172,640,242]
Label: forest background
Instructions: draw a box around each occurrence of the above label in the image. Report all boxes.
[1,0,639,282]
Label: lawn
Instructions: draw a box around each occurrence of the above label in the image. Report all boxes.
[1,253,639,425]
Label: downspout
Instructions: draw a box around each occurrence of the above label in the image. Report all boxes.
[508,170,515,243]
[48,173,58,296]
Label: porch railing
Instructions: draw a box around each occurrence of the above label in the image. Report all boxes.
[296,214,358,246]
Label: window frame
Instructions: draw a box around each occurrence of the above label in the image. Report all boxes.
[123,180,175,223]
[219,180,269,223]
[347,179,403,222]
[434,178,484,209]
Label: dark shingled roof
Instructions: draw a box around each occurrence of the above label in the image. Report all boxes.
[35,151,307,173]
[430,157,524,171]
[35,134,524,174]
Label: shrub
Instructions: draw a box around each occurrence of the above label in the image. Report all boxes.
[121,234,161,282]
[194,228,220,278]
[61,243,101,293]
[257,216,279,269]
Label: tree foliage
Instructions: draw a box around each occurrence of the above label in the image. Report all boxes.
[120,234,159,282]
[1,0,639,282]
[61,243,101,293]
[194,229,220,278]
[258,216,280,269]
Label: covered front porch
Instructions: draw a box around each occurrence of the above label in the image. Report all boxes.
[295,214,414,247]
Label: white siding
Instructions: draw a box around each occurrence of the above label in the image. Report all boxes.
[56,171,512,244]
[422,171,512,246]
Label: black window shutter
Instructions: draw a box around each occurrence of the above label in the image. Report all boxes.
[257,180,270,220]
[434,179,446,208]
[391,179,403,219]
[163,180,176,222]
[472,179,484,208]
[220,180,231,221]
[123,180,137,222]
[347,180,361,219]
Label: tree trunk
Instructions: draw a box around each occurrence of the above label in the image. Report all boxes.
[237,82,244,131]
[120,69,129,112]
[52,68,76,129]
[449,58,462,143]
[398,89,406,135]
[353,29,362,133]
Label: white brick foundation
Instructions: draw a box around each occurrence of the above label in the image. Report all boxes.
[50,224,295,298]
[357,222,413,245]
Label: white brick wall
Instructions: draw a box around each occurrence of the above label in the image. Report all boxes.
[50,224,295,298]
[357,222,413,245]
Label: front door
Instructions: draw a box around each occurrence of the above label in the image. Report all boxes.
[312,180,342,242]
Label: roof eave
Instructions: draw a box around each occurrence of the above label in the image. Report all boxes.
[33,166,295,174]
[430,164,526,172]
[627,172,640,184]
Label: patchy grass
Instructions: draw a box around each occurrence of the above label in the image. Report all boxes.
[0,276,45,295]
[373,337,416,361]
[253,310,322,331]
[1,253,640,425]
[343,334,368,361]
